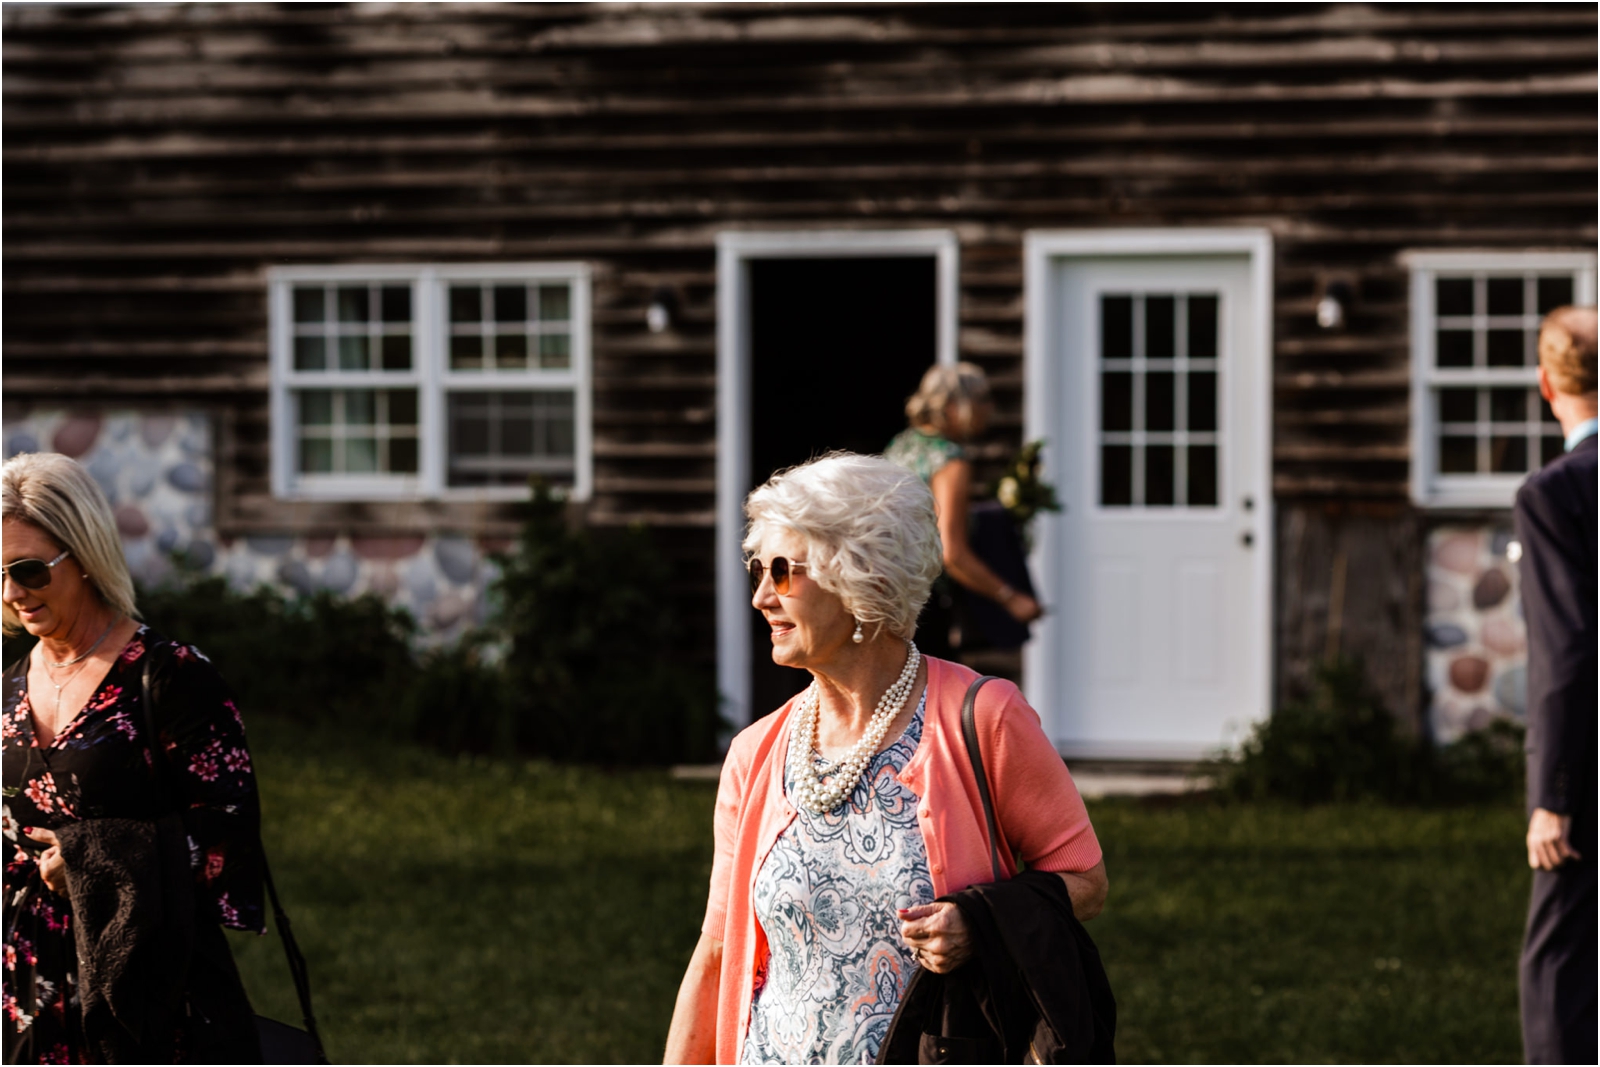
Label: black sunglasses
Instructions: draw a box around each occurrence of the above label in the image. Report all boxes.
[748,555,811,596]
[1,549,71,591]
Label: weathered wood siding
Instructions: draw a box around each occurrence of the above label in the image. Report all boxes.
[5,2,1596,693]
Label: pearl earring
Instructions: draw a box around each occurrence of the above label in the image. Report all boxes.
[852,619,864,644]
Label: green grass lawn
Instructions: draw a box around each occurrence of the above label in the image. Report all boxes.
[231,716,1528,1064]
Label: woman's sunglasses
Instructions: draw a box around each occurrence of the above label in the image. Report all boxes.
[748,555,811,596]
[1,549,72,591]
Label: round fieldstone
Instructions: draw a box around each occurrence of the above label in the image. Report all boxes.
[156,526,181,553]
[52,415,102,458]
[114,503,150,538]
[183,540,216,571]
[1494,664,1527,717]
[405,562,438,608]
[433,537,478,585]
[1427,581,1461,613]
[128,457,160,498]
[185,501,211,529]
[365,563,399,598]
[1466,707,1495,733]
[1433,531,1480,575]
[166,462,207,494]
[1481,616,1525,656]
[1426,623,1468,649]
[319,552,359,594]
[140,416,176,449]
[106,416,134,443]
[303,536,336,559]
[277,559,315,596]
[245,536,294,558]
[1449,655,1491,693]
[223,552,259,591]
[5,432,39,459]
[1472,568,1511,610]
[86,449,120,502]
[352,535,426,561]
[178,427,206,458]
[427,590,472,630]
[1490,527,1516,558]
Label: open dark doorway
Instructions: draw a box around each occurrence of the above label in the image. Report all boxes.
[746,256,938,720]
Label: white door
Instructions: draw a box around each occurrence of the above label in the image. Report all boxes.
[1030,253,1270,759]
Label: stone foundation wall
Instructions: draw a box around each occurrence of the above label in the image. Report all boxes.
[1424,524,1527,743]
[3,408,500,640]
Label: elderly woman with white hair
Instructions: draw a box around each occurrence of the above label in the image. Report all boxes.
[2,452,264,1063]
[664,453,1106,1065]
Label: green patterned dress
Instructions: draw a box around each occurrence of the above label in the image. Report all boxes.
[883,427,965,485]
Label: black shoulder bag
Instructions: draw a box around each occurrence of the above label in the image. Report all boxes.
[960,674,1007,882]
[141,654,330,1065]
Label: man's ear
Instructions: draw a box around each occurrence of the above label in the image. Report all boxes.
[1537,363,1557,404]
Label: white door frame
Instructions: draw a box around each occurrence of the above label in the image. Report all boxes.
[716,229,960,734]
[1021,228,1275,755]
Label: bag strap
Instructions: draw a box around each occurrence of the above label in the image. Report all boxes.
[959,674,1006,883]
[141,651,329,1064]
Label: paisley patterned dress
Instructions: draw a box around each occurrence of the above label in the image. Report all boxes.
[741,692,934,1065]
[2,627,263,1065]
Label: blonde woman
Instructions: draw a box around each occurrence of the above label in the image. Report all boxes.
[664,454,1105,1064]
[885,364,1043,655]
[3,452,264,1063]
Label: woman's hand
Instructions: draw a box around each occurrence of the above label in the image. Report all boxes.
[24,827,67,895]
[1004,591,1044,624]
[899,902,973,974]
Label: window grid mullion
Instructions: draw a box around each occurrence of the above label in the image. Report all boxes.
[1131,293,1145,507]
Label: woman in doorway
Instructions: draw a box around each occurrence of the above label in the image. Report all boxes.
[663,453,1105,1064]
[2,451,264,1063]
[884,363,1043,657]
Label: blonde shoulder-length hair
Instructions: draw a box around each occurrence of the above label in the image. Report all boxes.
[904,362,991,435]
[1,452,140,634]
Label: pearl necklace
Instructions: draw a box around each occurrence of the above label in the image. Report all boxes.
[790,642,921,813]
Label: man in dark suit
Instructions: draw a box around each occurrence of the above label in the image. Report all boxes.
[1516,304,1597,1065]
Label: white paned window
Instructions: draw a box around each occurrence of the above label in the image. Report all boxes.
[268,263,591,501]
[1408,252,1595,508]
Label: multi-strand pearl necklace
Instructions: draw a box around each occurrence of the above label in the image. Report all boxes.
[790,641,921,813]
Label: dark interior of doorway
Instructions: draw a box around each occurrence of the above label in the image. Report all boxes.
[747,256,937,720]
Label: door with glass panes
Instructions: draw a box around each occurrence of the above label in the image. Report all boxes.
[1041,256,1266,757]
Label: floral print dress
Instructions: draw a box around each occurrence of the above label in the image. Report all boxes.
[2,627,264,1065]
[883,428,965,486]
[741,692,935,1065]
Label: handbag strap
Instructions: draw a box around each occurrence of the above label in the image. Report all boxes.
[141,651,329,1063]
[959,674,1006,883]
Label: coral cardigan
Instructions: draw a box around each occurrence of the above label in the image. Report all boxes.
[701,656,1103,1064]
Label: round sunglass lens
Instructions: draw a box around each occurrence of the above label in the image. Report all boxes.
[770,556,791,593]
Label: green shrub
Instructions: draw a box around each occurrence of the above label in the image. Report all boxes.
[1211,656,1525,806]
[489,482,723,765]
[141,577,421,731]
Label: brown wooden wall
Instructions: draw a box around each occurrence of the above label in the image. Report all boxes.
[5,2,1596,699]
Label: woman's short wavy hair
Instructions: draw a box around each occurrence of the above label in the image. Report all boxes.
[904,361,991,435]
[1,451,139,635]
[743,452,942,641]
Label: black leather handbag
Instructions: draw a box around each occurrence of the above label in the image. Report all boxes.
[141,654,329,1064]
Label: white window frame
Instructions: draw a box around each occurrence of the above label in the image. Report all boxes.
[1407,251,1595,509]
[268,262,592,502]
